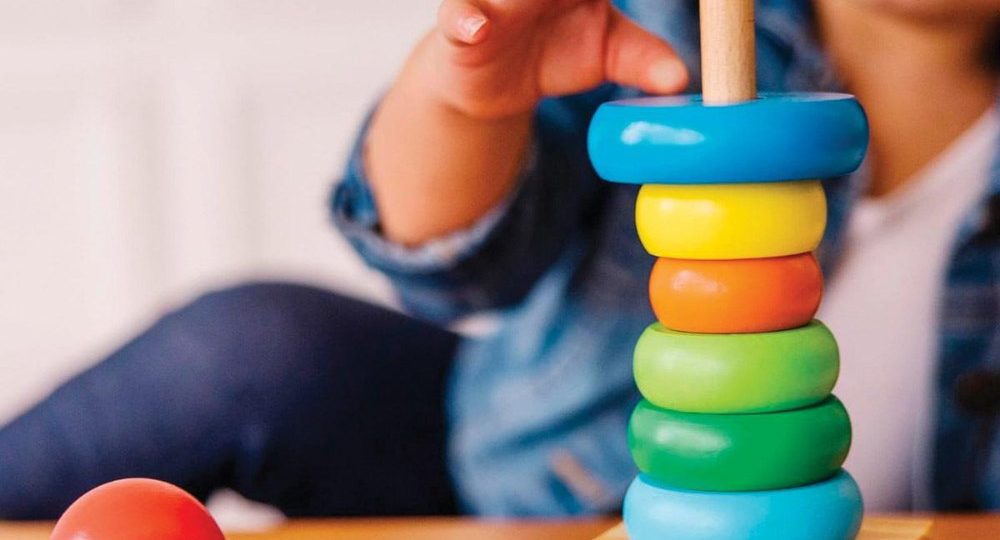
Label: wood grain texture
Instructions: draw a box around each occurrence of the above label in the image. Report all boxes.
[0,518,614,540]
[594,516,940,540]
[3,515,998,540]
[699,0,757,103]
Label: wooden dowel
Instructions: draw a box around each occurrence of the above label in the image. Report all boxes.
[699,0,757,104]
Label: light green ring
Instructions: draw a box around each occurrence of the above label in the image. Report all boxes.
[633,321,839,414]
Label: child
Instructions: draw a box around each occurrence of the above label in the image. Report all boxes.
[2,0,998,519]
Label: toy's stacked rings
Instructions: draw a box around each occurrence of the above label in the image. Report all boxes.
[587,93,870,540]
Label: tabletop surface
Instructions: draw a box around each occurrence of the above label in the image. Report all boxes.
[2,514,997,539]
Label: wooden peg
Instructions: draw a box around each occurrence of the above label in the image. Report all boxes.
[699,0,757,104]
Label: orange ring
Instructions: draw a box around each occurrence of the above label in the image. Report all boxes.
[649,253,823,334]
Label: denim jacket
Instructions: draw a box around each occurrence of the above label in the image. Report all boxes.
[332,0,1000,516]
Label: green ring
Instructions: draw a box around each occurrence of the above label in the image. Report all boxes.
[634,321,839,413]
[628,397,852,492]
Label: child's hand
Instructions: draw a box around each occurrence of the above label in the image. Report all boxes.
[431,0,689,119]
[365,1,688,244]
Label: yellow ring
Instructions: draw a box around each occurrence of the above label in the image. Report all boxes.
[635,181,827,259]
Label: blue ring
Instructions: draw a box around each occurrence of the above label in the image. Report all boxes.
[624,470,864,540]
[587,93,869,184]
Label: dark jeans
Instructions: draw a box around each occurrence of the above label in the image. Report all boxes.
[0,283,460,520]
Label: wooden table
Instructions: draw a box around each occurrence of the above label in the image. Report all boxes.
[2,515,997,539]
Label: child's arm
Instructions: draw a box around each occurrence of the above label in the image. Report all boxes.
[366,0,688,246]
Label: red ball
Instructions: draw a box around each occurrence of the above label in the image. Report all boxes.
[50,478,224,540]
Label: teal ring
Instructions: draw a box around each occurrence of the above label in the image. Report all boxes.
[587,93,869,184]
[624,470,864,540]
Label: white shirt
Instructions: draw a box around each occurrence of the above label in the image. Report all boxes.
[819,109,999,511]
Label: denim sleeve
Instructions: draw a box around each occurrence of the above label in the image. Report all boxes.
[331,86,617,322]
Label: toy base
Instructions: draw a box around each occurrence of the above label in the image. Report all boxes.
[593,517,933,540]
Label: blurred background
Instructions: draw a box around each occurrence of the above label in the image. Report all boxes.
[0,0,438,427]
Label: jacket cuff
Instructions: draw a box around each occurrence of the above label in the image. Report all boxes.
[330,116,530,275]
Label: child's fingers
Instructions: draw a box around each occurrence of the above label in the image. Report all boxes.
[438,0,491,45]
[604,9,689,94]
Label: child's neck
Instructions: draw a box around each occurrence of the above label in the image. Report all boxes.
[814,1,997,198]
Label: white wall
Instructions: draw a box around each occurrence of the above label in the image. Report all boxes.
[0,0,439,424]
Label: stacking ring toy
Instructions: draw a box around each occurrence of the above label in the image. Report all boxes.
[649,253,823,333]
[635,181,827,259]
[633,321,838,413]
[588,93,869,184]
[628,397,851,491]
[586,3,869,537]
[623,471,863,540]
